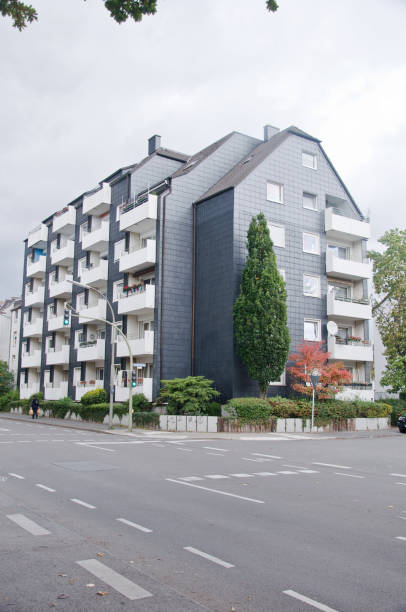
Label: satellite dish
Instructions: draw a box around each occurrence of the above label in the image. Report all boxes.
[327,321,338,336]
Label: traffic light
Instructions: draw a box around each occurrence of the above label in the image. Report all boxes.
[63,308,70,326]
[122,370,127,387]
[131,370,137,388]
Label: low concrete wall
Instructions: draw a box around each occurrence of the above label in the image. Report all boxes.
[159,415,218,433]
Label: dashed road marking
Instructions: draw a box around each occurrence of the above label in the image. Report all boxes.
[36,484,56,492]
[253,472,276,476]
[166,479,264,504]
[70,498,96,509]
[395,536,406,541]
[313,462,351,470]
[116,518,152,533]
[204,474,229,479]
[184,546,234,568]
[230,473,254,478]
[77,559,152,600]
[277,471,297,475]
[396,482,406,486]
[204,447,229,452]
[206,452,225,456]
[334,473,364,479]
[179,476,204,482]
[7,513,50,536]
[252,453,282,459]
[283,589,338,611]
[8,473,24,479]
[391,473,406,478]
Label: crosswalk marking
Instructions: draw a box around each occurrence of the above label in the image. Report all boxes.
[7,513,50,536]
[77,559,152,600]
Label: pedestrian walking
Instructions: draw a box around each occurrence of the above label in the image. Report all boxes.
[30,397,40,419]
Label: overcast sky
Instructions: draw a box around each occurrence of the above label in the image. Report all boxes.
[1,0,405,297]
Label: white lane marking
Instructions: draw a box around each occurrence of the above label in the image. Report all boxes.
[8,473,25,479]
[204,447,229,452]
[397,516,406,520]
[283,589,338,611]
[204,474,229,479]
[18,440,31,443]
[166,479,264,504]
[283,464,308,469]
[116,518,153,533]
[253,472,277,476]
[70,498,96,509]
[7,513,50,536]
[252,453,282,459]
[396,482,406,486]
[184,546,234,568]
[395,536,406,541]
[206,452,224,456]
[277,471,297,475]
[35,440,50,442]
[242,457,269,463]
[0,428,10,431]
[152,443,165,447]
[0,441,12,444]
[390,473,406,478]
[51,440,65,442]
[230,473,254,478]
[313,462,351,470]
[77,443,115,453]
[177,448,193,452]
[36,484,56,492]
[179,476,204,482]
[77,559,152,600]
[334,472,364,479]
[298,470,320,474]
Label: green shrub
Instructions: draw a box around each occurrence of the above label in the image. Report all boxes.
[159,376,220,415]
[125,393,150,412]
[267,396,298,418]
[0,389,19,411]
[384,399,406,425]
[227,397,271,423]
[133,411,160,429]
[81,388,108,406]
[206,401,222,416]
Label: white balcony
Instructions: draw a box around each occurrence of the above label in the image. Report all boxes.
[20,382,40,399]
[115,378,153,402]
[80,260,108,288]
[21,350,42,368]
[82,223,109,252]
[27,224,48,248]
[53,206,76,235]
[116,331,154,358]
[44,382,69,400]
[76,338,105,362]
[326,251,371,281]
[25,286,45,307]
[26,256,46,279]
[46,345,70,365]
[327,336,373,362]
[325,208,370,242]
[78,300,106,324]
[119,240,156,274]
[83,183,111,216]
[48,315,70,332]
[117,285,155,317]
[51,241,74,266]
[23,318,43,337]
[75,381,104,401]
[49,275,73,299]
[327,293,372,321]
[119,195,157,234]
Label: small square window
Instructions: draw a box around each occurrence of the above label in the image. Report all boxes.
[302,152,317,169]
[303,274,320,297]
[268,223,285,248]
[303,232,320,255]
[303,192,318,211]
[267,181,284,204]
[304,319,321,341]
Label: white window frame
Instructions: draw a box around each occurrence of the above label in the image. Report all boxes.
[303,192,318,211]
[268,223,285,248]
[114,239,125,262]
[303,232,320,255]
[303,274,321,298]
[266,181,284,204]
[269,370,286,386]
[304,318,321,342]
[302,151,317,170]
[278,269,285,281]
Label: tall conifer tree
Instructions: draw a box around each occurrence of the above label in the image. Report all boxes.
[233,213,290,398]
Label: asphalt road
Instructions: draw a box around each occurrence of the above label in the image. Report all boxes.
[0,418,405,611]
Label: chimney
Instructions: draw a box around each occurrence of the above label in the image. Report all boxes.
[264,125,280,141]
[148,134,161,155]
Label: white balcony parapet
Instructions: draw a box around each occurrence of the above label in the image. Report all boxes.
[327,336,373,362]
[326,251,371,281]
[325,207,370,242]
[46,345,70,365]
[23,318,43,337]
[78,300,106,324]
[327,293,372,321]
[115,378,153,402]
[26,257,46,279]
[75,381,104,401]
[25,286,45,307]
[116,331,154,358]
[44,382,69,400]
[76,338,105,362]
[117,284,155,316]
[53,206,76,235]
[27,224,48,248]
[49,275,73,299]
[48,315,70,332]
[51,240,74,266]
[83,183,111,216]
[82,222,109,252]
[119,240,156,274]
[80,260,108,287]
[20,382,40,399]
[21,350,42,368]
[119,195,157,235]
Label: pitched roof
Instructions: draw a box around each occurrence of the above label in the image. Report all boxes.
[172,132,236,179]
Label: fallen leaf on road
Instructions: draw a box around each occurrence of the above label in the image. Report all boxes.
[388,506,393,509]
[97,552,104,557]
[57,573,67,577]
[56,594,69,599]
[97,591,108,596]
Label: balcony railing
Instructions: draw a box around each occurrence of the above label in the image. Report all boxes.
[119,194,157,234]
[325,207,371,241]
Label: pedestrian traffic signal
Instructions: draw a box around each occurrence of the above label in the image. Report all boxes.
[131,371,137,387]
[63,309,70,326]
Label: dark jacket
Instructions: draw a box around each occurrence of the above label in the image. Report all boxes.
[31,398,40,410]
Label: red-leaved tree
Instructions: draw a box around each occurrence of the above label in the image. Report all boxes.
[287,341,352,399]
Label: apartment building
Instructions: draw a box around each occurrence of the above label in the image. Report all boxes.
[18,125,373,402]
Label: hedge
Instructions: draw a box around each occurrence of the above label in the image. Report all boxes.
[133,412,160,429]
[81,388,108,406]
[383,399,406,426]
[228,398,272,423]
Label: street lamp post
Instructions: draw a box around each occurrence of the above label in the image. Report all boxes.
[310,369,320,432]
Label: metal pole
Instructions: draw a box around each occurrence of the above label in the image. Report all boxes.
[311,388,315,432]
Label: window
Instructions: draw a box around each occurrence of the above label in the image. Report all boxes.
[278,269,285,281]
[96,367,104,381]
[303,192,318,211]
[303,274,320,297]
[303,232,320,255]
[269,370,286,386]
[266,181,284,204]
[328,244,348,260]
[304,319,321,341]
[328,282,351,301]
[114,240,125,261]
[302,151,317,169]
[268,223,285,248]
